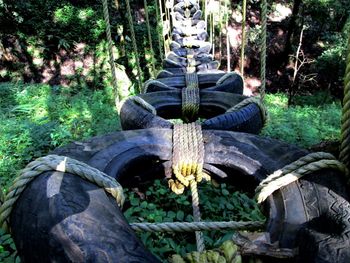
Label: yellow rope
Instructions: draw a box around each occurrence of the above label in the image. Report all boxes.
[340,34,350,168]
[0,155,125,231]
[125,0,143,91]
[170,123,209,252]
[102,0,119,104]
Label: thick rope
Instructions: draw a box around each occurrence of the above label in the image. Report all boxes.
[170,240,241,263]
[256,152,348,203]
[182,73,200,121]
[0,155,125,231]
[130,220,264,232]
[170,123,207,194]
[240,0,247,75]
[129,96,157,115]
[170,123,208,252]
[125,0,143,91]
[102,0,119,104]
[226,97,268,125]
[340,34,350,168]
[260,0,267,101]
[144,0,156,77]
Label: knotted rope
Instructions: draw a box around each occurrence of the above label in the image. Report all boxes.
[129,96,157,115]
[226,97,268,126]
[182,73,200,121]
[170,123,209,251]
[0,155,125,231]
[340,34,350,169]
[255,152,348,203]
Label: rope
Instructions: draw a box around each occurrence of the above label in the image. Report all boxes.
[226,97,268,126]
[182,73,200,121]
[260,0,267,101]
[225,0,230,72]
[102,0,119,104]
[340,34,350,168]
[144,0,156,77]
[170,240,242,263]
[154,0,164,60]
[129,96,157,115]
[255,152,348,203]
[130,220,264,232]
[170,123,208,251]
[0,155,125,231]
[190,180,205,252]
[240,0,247,75]
[125,0,143,92]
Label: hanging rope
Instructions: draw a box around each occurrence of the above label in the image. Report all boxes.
[125,0,143,91]
[0,155,125,231]
[225,0,230,72]
[255,152,348,203]
[144,0,156,77]
[260,0,267,101]
[340,34,350,168]
[102,0,119,104]
[154,0,164,60]
[240,0,247,75]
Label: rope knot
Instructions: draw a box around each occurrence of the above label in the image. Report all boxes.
[170,123,207,195]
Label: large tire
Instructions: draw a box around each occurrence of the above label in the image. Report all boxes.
[120,91,264,133]
[144,72,243,94]
[11,129,350,262]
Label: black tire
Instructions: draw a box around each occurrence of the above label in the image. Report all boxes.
[120,91,263,133]
[11,129,350,262]
[145,72,243,94]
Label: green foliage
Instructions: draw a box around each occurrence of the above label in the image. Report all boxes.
[124,180,264,260]
[261,93,341,147]
[0,82,120,188]
[0,229,18,263]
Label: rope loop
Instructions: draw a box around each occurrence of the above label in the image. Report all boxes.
[255,152,348,203]
[0,155,125,231]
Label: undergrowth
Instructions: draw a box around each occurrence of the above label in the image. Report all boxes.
[0,83,342,262]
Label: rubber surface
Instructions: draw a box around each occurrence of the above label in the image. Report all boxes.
[120,91,263,133]
[11,129,350,262]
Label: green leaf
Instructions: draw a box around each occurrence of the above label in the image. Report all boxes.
[176,210,184,221]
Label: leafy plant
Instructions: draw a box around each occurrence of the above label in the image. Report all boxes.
[123,180,265,260]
